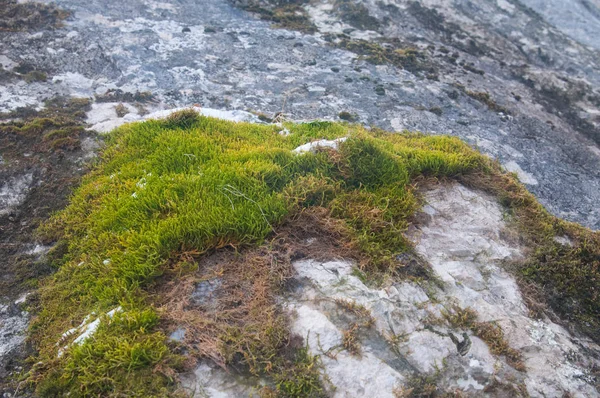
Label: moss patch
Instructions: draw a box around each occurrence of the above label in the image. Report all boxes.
[29,112,484,396]
[333,0,381,31]
[233,0,317,33]
[0,0,69,32]
[114,103,129,118]
[333,37,437,77]
[0,97,93,299]
[453,84,511,114]
[95,89,156,104]
[27,110,600,395]
[338,111,357,122]
[1,98,90,154]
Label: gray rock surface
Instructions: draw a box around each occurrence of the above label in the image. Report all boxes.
[0,298,28,383]
[182,183,600,396]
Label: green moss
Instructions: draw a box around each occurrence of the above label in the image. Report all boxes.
[464,89,511,114]
[268,345,326,397]
[31,111,600,395]
[333,0,380,31]
[335,39,423,71]
[114,103,129,118]
[442,305,524,371]
[95,89,155,103]
[239,0,317,34]
[0,97,91,157]
[338,111,356,122]
[30,111,485,396]
[23,70,48,83]
[330,37,440,79]
[0,0,69,32]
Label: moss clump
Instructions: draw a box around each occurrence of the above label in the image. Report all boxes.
[338,111,357,122]
[257,112,274,123]
[0,0,69,32]
[333,0,381,31]
[29,109,600,395]
[23,70,48,83]
[30,112,485,396]
[0,97,91,157]
[464,89,511,114]
[330,36,440,79]
[335,38,426,73]
[236,0,317,33]
[95,89,155,103]
[428,106,443,116]
[114,103,129,118]
[461,63,485,75]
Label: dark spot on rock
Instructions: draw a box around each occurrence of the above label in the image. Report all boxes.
[375,85,385,95]
[257,113,273,123]
[429,107,443,116]
[463,89,511,114]
[338,111,357,121]
[231,0,317,34]
[345,77,353,83]
[0,0,69,32]
[333,0,381,31]
[462,63,485,75]
[446,90,459,100]
[294,42,303,47]
[182,27,191,33]
[95,89,155,103]
[331,67,340,72]
[204,26,216,33]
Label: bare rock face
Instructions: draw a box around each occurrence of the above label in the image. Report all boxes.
[409,184,600,397]
[0,298,29,382]
[181,184,600,397]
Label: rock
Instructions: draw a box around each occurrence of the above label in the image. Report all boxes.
[181,183,600,396]
[292,137,348,154]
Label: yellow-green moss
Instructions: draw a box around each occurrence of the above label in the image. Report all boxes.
[30,113,483,396]
[29,111,600,396]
